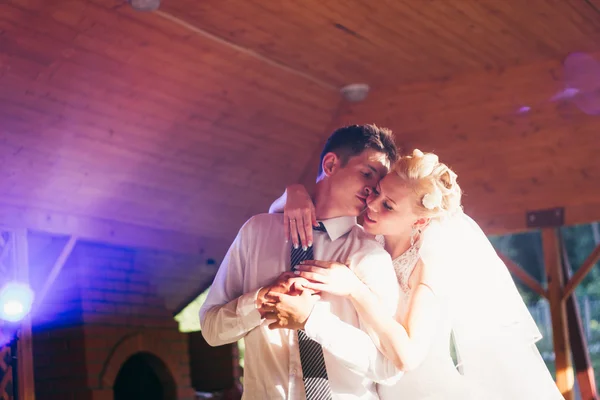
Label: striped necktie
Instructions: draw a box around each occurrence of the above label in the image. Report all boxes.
[291,222,332,400]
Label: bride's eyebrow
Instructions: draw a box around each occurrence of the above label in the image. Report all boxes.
[378,183,397,205]
[386,196,398,206]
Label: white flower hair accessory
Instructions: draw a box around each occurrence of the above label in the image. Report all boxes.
[422,191,442,210]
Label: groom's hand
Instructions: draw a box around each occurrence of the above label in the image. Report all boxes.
[267,289,320,330]
[256,272,313,318]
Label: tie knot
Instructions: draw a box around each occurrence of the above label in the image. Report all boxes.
[313,222,327,233]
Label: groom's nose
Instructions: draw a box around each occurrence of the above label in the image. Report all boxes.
[366,189,378,205]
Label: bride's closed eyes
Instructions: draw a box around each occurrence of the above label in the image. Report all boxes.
[374,184,395,211]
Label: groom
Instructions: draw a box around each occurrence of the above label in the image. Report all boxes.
[200,125,401,399]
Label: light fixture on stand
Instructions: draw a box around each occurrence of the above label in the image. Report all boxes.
[0,281,34,400]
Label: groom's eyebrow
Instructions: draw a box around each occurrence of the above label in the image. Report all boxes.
[368,165,378,174]
[367,164,383,176]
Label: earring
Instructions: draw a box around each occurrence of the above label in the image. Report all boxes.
[410,225,417,247]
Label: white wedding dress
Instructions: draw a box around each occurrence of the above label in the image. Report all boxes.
[375,235,496,400]
[306,213,563,399]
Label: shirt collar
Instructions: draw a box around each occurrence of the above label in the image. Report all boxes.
[319,216,357,241]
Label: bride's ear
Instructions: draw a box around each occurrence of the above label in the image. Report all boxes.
[415,217,430,229]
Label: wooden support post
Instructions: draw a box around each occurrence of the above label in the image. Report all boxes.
[542,228,574,399]
[561,238,598,400]
[35,236,77,309]
[14,229,35,400]
[564,276,598,400]
[496,251,547,298]
[563,242,600,301]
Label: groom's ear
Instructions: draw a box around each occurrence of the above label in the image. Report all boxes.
[321,152,339,177]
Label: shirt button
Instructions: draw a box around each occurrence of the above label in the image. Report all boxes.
[291,368,297,376]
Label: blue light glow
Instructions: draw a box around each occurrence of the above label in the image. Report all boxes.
[0,282,34,322]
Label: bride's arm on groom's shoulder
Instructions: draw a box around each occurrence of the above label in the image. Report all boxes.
[268,184,317,249]
[268,189,287,214]
[349,259,445,372]
[300,249,404,383]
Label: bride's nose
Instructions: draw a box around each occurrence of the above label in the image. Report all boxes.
[366,194,378,212]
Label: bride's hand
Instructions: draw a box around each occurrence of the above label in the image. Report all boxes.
[294,260,363,297]
[284,184,317,250]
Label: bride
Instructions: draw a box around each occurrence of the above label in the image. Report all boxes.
[269,149,563,399]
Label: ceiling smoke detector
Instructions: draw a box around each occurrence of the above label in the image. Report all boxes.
[340,83,370,102]
[129,0,161,11]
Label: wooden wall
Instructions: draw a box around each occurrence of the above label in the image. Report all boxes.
[0,0,340,255]
[343,59,600,234]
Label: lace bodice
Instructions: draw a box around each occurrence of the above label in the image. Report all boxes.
[375,235,420,293]
[375,234,469,399]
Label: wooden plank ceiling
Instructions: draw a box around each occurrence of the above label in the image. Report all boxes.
[2,0,600,260]
[341,59,600,234]
[0,0,340,252]
[163,0,600,87]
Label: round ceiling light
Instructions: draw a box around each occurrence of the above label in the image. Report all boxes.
[340,83,370,103]
[129,0,161,11]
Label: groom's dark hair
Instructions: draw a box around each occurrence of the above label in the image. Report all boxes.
[318,124,398,176]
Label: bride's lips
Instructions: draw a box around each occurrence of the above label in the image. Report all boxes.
[364,212,377,224]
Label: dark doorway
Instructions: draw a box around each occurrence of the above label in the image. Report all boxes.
[113,352,176,400]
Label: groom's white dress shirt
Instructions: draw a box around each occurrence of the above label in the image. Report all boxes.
[200,213,401,400]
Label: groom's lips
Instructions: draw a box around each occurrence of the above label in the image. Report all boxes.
[356,195,367,206]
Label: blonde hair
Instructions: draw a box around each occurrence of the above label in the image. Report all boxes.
[393,149,462,219]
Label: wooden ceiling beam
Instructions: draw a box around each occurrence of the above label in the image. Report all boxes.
[0,202,229,256]
[473,202,600,236]
[34,235,78,311]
